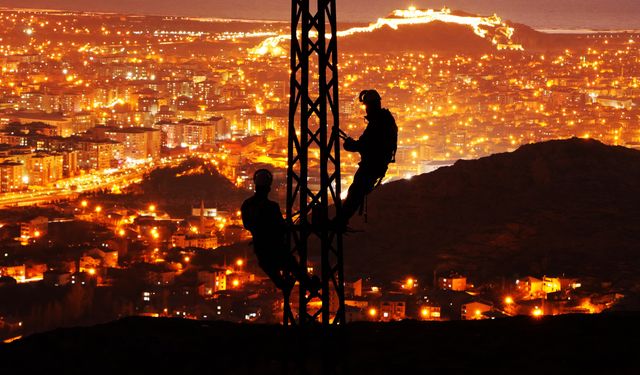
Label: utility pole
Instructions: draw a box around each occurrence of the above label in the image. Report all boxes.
[285,0,345,326]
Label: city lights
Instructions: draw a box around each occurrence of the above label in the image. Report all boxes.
[0,3,631,341]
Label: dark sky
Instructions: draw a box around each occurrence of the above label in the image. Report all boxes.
[0,0,639,29]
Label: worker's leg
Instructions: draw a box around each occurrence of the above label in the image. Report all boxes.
[258,250,319,293]
[280,252,320,292]
[258,258,294,291]
[340,167,381,224]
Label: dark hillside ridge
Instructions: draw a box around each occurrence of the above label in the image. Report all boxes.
[343,138,640,287]
[1,313,639,374]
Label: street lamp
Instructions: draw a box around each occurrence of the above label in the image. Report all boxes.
[368,307,378,319]
[532,306,543,317]
[420,307,429,319]
[504,296,514,305]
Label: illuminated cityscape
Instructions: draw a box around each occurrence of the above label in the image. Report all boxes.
[0,5,639,345]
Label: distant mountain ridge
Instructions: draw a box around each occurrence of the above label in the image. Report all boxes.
[340,16,590,54]
[2,313,639,373]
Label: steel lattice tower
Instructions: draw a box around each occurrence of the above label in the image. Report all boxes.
[285,0,345,326]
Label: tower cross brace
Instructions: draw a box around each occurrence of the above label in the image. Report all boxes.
[285,0,345,326]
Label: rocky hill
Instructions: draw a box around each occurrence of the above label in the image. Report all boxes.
[340,14,589,54]
[89,158,249,217]
[342,138,640,288]
[341,20,502,54]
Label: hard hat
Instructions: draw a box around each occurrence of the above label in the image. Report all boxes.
[358,89,381,104]
[253,169,273,188]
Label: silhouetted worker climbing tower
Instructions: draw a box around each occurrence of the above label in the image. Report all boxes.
[285,0,345,326]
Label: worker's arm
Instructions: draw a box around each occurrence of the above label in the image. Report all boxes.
[273,202,289,231]
[240,200,253,231]
[349,122,374,153]
[343,137,359,152]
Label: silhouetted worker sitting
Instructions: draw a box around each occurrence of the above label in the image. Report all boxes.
[241,169,320,294]
[334,89,397,230]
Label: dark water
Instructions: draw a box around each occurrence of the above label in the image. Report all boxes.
[1,0,639,30]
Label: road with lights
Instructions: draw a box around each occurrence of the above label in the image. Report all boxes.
[0,156,187,208]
